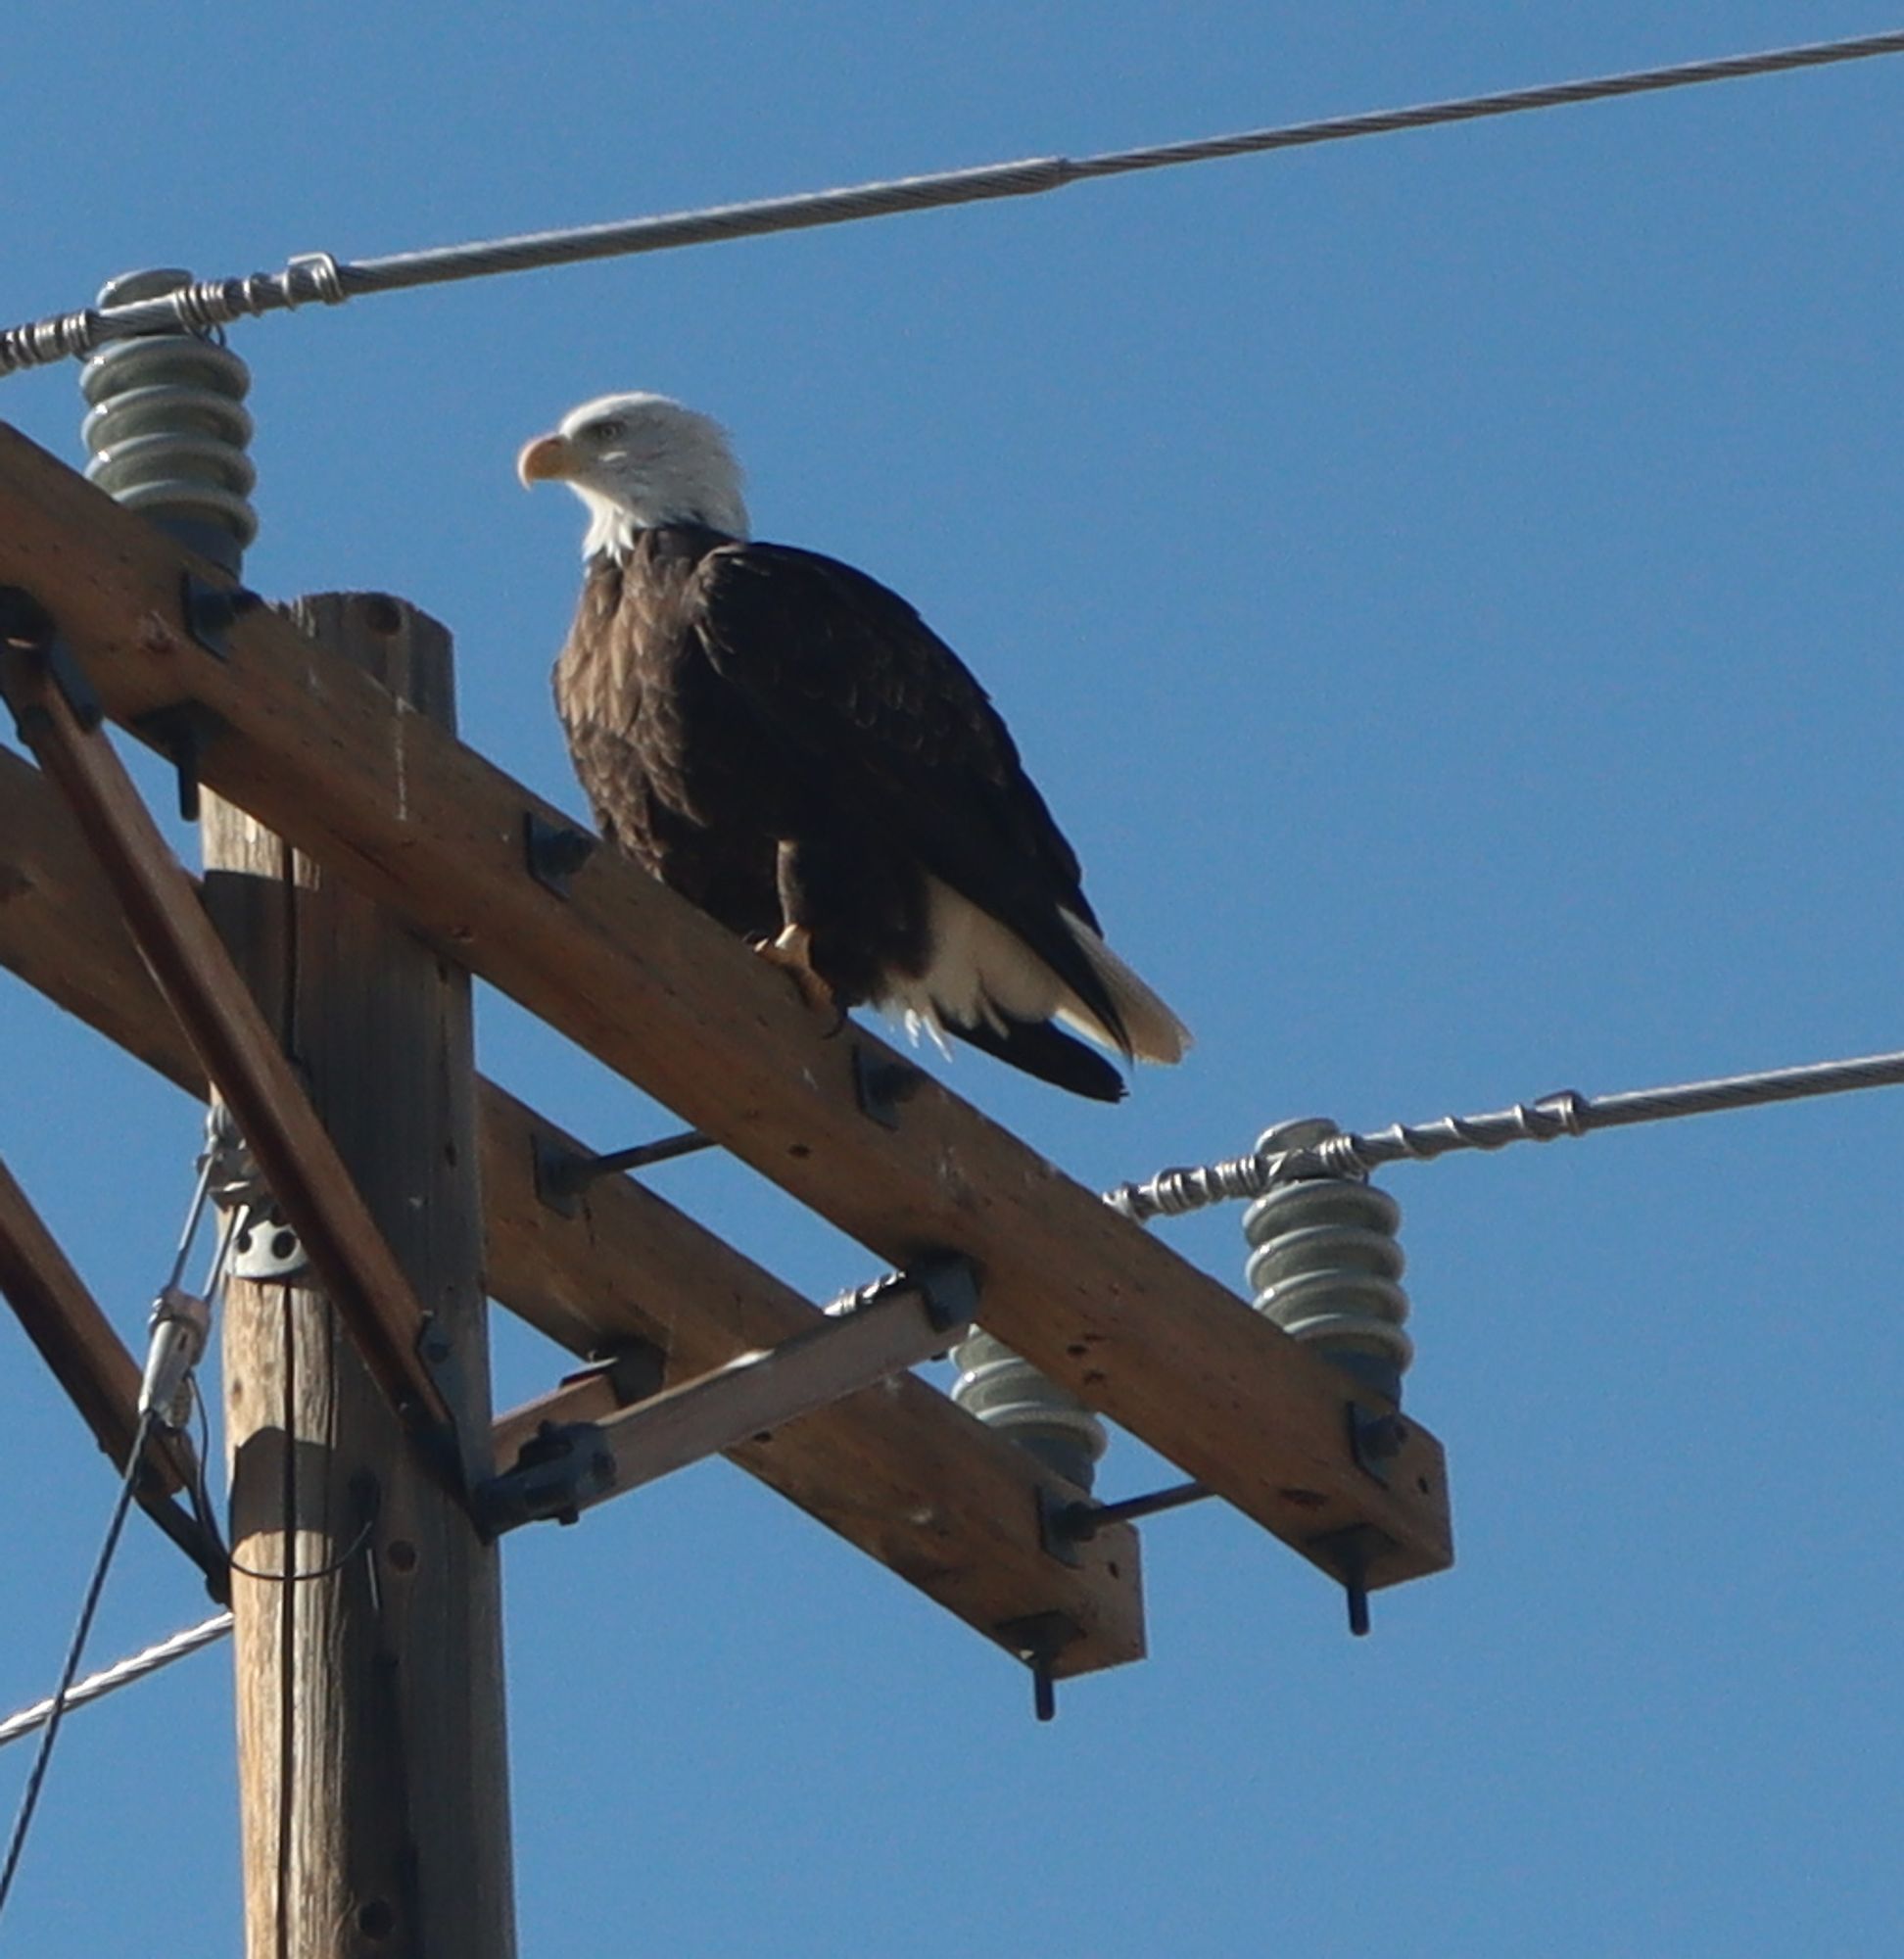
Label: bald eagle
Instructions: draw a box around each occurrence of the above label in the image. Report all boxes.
[519,393,1189,1102]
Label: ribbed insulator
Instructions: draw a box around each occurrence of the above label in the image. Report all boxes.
[948,1329,1108,1494]
[80,269,257,575]
[1242,1117,1412,1406]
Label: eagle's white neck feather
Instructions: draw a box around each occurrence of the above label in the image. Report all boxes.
[558,393,751,558]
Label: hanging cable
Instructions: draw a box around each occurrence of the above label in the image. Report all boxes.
[0,1408,158,1928]
[0,1116,250,1854]
[1107,1046,1904,1222]
[3,26,1902,375]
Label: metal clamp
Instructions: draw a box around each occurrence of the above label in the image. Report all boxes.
[133,700,224,820]
[180,572,261,660]
[228,1202,309,1283]
[853,1045,922,1128]
[0,585,103,736]
[206,1104,310,1282]
[477,1420,617,1534]
[138,1282,212,1430]
[523,812,596,896]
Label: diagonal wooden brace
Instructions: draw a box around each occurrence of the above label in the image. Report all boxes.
[0,625,452,1441]
[0,735,1145,1679]
[483,1259,978,1532]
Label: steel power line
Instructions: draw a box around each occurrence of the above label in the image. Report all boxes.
[0,1613,233,1753]
[3,25,1902,376]
[11,1040,1904,1750]
[1106,1049,1904,1222]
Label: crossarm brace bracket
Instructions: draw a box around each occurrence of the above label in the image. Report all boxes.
[479,1255,979,1534]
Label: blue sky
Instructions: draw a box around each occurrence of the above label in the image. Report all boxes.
[3,4,1902,1952]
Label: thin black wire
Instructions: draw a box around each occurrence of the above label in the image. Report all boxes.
[273,1290,297,1959]
[0,1409,158,1932]
[3,25,1902,374]
[185,1379,369,1585]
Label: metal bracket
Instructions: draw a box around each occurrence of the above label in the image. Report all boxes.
[531,1134,588,1219]
[531,1128,715,1218]
[416,1313,493,1503]
[912,1254,979,1333]
[208,1104,309,1280]
[180,571,261,660]
[523,811,596,896]
[228,1199,309,1282]
[853,1044,922,1129]
[133,700,224,821]
[996,1610,1081,1724]
[572,1339,668,1409]
[477,1419,617,1534]
[0,585,102,736]
[1037,1486,1083,1569]
[848,1252,979,1334]
[1347,1401,1408,1489]
[1309,1522,1395,1638]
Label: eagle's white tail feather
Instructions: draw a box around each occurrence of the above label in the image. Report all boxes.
[901,1004,957,1059]
[879,881,1190,1067]
[1054,908,1193,1065]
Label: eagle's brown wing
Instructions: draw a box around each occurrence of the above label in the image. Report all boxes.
[690,541,1128,1055]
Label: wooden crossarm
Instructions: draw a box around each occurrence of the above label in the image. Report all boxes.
[0,424,1452,1596]
[0,695,1146,1679]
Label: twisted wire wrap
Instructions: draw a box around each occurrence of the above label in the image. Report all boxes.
[5,29,1902,376]
[0,309,101,375]
[1106,1054,1904,1223]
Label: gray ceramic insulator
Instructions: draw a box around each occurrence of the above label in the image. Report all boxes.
[1242,1117,1413,1407]
[80,269,257,576]
[947,1328,1108,1494]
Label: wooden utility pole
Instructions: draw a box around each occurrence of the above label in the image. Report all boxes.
[0,428,1456,1925]
[206,595,513,1957]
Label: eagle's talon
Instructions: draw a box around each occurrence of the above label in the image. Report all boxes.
[755,925,840,1024]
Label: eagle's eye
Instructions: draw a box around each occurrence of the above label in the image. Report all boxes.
[588,418,627,444]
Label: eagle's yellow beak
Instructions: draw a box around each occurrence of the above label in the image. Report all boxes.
[517,433,573,486]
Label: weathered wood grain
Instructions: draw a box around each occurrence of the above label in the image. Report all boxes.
[0,421,1451,1592]
[0,737,1146,1676]
[210,596,514,1959]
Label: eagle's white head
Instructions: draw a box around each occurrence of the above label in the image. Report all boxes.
[518,392,750,557]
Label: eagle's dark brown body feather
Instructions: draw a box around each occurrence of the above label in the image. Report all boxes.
[553,524,1133,1097]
